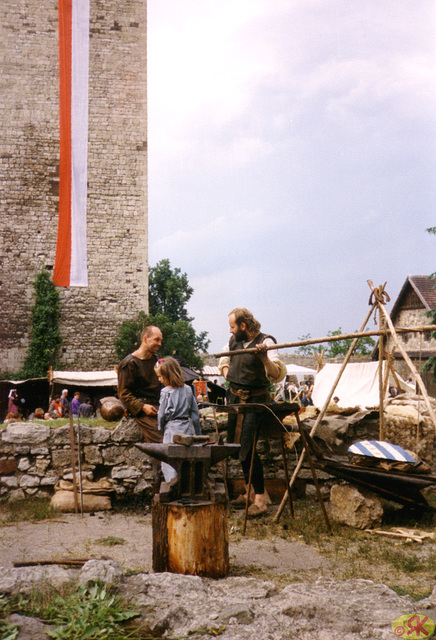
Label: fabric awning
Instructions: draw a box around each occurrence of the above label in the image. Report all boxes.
[52,370,118,386]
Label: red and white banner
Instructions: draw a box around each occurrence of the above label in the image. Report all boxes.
[54,0,89,287]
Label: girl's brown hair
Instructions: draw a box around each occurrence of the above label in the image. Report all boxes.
[155,356,185,388]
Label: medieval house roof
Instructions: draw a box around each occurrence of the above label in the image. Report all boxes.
[390,275,436,324]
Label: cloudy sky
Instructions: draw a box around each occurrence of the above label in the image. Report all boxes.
[147,0,436,355]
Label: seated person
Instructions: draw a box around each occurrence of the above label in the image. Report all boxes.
[48,396,63,418]
[79,397,93,418]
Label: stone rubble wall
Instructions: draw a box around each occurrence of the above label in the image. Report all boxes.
[0,0,148,373]
[0,413,293,503]
[0,418,155,503]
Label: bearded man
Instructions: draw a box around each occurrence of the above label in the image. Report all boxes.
[219,308,286,516]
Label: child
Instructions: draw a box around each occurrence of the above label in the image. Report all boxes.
[155,357,201,482]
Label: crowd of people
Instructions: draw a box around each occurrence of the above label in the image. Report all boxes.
[2,388,95,424]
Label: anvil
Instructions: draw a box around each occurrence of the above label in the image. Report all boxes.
[135,439,240,503]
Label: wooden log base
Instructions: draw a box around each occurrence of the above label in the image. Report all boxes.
[152,499,229,578]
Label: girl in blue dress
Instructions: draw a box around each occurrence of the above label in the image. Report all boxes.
[154,357,201,482]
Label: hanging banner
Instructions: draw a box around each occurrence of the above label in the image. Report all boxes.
[54,0,89,287]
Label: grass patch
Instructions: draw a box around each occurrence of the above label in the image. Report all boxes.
[0,497,57,524]
[93,536,126,547]
[30,417,118,429]
[0,582,142,640]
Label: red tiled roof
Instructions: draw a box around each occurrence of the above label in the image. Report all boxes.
[390,275,436,322]
[409,275,436,309]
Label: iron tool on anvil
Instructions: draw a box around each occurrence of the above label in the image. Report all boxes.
[219,307,287,517]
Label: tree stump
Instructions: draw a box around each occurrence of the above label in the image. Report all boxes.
[152,499,229,578]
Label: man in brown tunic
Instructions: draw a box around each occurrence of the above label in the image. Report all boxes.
[117,325,163,443]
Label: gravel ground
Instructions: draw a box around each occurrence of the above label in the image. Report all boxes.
[0,509,328,577]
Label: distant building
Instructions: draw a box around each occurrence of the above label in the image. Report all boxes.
[383,275,436,394]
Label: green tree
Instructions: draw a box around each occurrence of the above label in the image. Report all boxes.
[323,327,376,357]
[20,269,62,378]
[295,328,376,357]
[114,260,210,369]
[295,334,323,356]
[149,259,193,322]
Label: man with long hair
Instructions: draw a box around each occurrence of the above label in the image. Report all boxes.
[219,308,286,516]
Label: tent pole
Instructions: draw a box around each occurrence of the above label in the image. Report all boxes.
[68,412,79,514]
[377,304,386,440]
[273,301,378,523]
[77,413,84,516]
[367,280,436,432]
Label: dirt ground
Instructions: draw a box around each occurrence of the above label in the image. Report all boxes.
[0,509,328,578]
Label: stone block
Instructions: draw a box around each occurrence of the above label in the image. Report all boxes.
[51,448,74,468]
[0,459,17,474]
[2,424,51,446]
[50,426,71,446]
[1,476,19,488]
[19,474,40,488]
[83,445,103,464]
[102,445,127,465]
[330,483,383,529]
[111,418,142,442]
[40,475,59,486]
[17,458,31,471]
[91,427,111,444]
[111,465,141,480]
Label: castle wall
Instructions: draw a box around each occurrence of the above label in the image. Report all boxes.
[0,0,148,373]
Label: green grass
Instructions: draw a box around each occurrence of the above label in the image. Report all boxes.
[0,582,142,640]
[228,497,436,600]
[31,417,118,429]
[0,497,57,524]
[1,417,119,430]
[93,536,126,547]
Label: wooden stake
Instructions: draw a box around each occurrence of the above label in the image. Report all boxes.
[378,311,386,440]
[68,412,79,514]
[273,302,378,523]
[367,280,436,433]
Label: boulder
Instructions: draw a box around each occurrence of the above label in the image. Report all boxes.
[329,482,383,529]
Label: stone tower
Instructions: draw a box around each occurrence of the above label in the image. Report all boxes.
[0,0,148,372]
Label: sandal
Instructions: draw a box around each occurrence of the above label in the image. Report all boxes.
[247,504,268,518]
[231,494,249,508]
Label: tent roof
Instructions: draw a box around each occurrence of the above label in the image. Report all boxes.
[285,364,317,382]
[202,365,220,376]
[52,371,118,386]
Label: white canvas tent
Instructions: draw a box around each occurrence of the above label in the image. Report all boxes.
[311,361,413,409]
[285,363,317,383]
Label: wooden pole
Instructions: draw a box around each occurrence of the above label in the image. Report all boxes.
[273,302,378,523]
[378,309,386,440]
[77,414,84,516]
[68,412,79,514]
[367,280,436,432]
[212,325,436,358]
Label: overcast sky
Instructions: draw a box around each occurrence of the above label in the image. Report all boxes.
[147,0,436,355]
